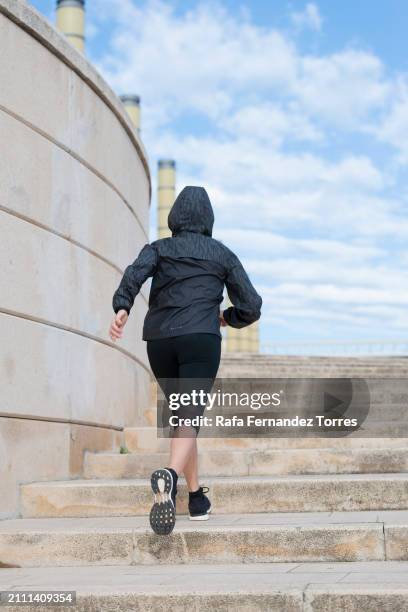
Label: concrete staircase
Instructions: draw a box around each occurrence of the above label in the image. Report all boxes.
[1,356,408,610]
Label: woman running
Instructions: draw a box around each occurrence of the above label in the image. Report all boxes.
[109,185,262,535]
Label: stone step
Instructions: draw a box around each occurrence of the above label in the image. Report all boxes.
[20,473,408,518]
[192,404,408,422]
[217,355,408,379]
[217,371,408,380]
[219,362,408,368]
[1,510,408,567]
[1,562,408,611]
[219,359,408,365]
[190,421,408,439]
[124,427,408,453]
[83,447,408,479]
[222,352,408,363]
[198,435,408,452]
[221,355,408,362]
[219,363,408,369]
[124,426,166,452]
[221,356,408,363]
[221,356,407,360]
[217,373,408,379]
[219,356,408,364]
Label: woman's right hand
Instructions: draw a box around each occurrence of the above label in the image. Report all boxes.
[109,310,128,341]
[219,311,228,327]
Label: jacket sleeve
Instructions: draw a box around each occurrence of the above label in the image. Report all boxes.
[112,243,158,315]
[223,254,262,328]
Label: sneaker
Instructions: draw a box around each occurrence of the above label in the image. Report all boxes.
[188,486,211,521]
[149,468,178,535]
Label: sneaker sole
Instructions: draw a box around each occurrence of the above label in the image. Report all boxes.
[189,513,210,521]
[149,468,176,535]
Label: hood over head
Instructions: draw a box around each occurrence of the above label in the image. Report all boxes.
[168,186,214,237]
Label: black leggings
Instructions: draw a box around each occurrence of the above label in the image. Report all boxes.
[146,333,221,435]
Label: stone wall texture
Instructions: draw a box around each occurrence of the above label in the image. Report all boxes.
[0,0,152,518]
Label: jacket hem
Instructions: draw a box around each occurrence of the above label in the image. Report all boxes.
[143,328,222,341]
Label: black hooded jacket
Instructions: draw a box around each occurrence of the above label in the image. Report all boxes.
[112,186,262,341]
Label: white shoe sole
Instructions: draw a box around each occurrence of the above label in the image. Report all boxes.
[189,513,210,521]
[189,506,211,521]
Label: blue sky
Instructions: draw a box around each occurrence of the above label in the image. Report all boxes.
[30,0,408,348]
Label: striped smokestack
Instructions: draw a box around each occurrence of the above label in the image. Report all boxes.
[227,320,260,353]
[120,95,141,135]
[157,160,176,239]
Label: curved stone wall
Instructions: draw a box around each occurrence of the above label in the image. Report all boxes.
[0,0,152,516]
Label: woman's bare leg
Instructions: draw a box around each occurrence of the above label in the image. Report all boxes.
[168,425,198,482]
[181,438,199,492]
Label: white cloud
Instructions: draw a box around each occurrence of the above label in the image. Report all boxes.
[295,50,390,127]
[92,1,392,133]
[221,103,323,146]
[290,3,323,32]
[374,77,408,162]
